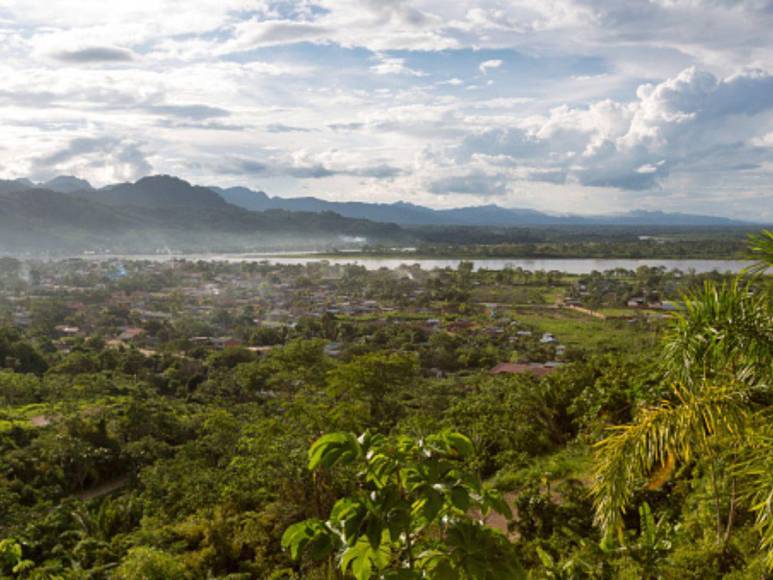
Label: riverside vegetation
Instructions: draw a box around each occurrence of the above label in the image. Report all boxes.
[0,232,770,578]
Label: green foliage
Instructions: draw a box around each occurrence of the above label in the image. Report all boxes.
[663,278,772,389]
[283,430,523,579]
[0,538,34,576]
[326,351,420,430]
[592,237,773,571]
[746,229,773,274]
[115,546,186,579]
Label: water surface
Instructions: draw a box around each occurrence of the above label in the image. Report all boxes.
[83,253,757,274]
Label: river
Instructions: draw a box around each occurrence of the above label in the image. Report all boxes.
[81,253,758,274]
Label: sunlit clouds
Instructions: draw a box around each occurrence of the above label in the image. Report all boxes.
[0,0,772,219]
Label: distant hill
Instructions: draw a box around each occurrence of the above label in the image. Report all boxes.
[215,185,753,227]
[0,180,410,254]
[44,175,94,194]
[97,175,228,209]
[54,175,229,209]
[0,178,34,195]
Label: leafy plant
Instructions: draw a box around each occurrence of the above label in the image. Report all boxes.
[282,430,523,579]
[0,538,34,576]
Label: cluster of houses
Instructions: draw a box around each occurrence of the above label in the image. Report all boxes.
[1,259,571,377]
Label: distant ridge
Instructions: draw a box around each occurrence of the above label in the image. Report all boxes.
[0,177,409,253]
[213,185,755,227]
[0,174,759,227]
[97,175,228,209]
[44,175,94,194]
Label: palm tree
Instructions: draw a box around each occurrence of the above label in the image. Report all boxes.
[591,230,772,564]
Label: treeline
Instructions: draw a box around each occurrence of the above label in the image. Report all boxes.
[363,239,749,259]
[364,224,758,258]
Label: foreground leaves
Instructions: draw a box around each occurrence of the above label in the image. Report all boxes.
[282,430,523,579]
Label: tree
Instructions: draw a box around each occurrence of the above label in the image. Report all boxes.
[591,230,773,567]
[326,351,420,430]
[283,430,523,579]
[746,229,773,275]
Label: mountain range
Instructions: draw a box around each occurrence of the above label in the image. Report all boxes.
[5,173,752,226]
[209,184,752,227]
[0,173,761,254]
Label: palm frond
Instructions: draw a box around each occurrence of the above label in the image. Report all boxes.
[746,229,773,274]
[732,411,773,569]
[592,383,748,536]
[662,279,773,388]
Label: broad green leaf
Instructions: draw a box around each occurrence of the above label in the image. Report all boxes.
[281,520,329,561]
[450,485,470,512]
[330,497,367,543]
[341,534,392,580]
[443,431,474,458]
[308,432,362,470]
[484,489,512,520]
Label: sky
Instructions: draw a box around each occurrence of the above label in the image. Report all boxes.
[1,1,773,219]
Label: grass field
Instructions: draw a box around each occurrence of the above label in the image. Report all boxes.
[0,396,130,433]
[509,306,661,352]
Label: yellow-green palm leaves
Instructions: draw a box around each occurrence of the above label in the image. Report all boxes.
[592,382,748,536]
[662,278,772,389]
[592,230,773,565]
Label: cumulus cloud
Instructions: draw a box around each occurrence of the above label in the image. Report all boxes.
[452,67,773,191]
[370,56,426,76]
[223,20,331,52]
[1,1,773,218]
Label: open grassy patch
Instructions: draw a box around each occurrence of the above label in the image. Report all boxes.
[510,307,660,352]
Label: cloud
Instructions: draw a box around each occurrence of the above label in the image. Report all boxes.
[370,56,426,76]
[219,152,405,180]
[429,171,509,196]
[143,103,230,120]
[1,1,773,218]
[31,136,151,182]
[327,122,366,132]
[265,123,312,133]
[223,20,331,52]
[349,164,404,178]
[156,119,245,131]
[478,59,502,74]
[452,67,773,191]
[53,46,135,63]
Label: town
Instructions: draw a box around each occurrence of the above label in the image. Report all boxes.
[0,257,707,382]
